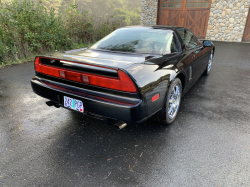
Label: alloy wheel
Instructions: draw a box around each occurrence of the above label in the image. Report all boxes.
[168,83,181,120]
[207,51,213,72]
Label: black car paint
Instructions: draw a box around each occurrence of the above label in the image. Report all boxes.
[31,26,214,123]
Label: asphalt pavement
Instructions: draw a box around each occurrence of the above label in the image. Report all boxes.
[0,41,250,187]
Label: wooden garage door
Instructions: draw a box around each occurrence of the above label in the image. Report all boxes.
[158,0,211,39]
[157,0,184,27]
[243,8,250,42]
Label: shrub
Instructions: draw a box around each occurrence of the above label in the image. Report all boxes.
[0,0,72,63]
[0,0,140,65]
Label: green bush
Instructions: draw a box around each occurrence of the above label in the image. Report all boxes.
[0,0,72,63]
[0,0,140,65]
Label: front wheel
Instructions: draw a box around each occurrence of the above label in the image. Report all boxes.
[204,50,213,75]
[156,78,182,124]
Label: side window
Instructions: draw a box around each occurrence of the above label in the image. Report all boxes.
[170,34,180,53]
[177,28,201,49]
[176,28,185,40]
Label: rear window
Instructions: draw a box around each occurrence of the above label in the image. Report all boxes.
[90,28,180,55]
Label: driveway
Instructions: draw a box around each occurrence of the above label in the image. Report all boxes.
[0,41,250,187]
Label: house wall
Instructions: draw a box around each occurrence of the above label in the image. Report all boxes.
[206,0,250,42]
[141,0,250,42]
[141,0,158,25]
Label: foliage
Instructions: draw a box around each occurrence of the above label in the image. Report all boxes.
[113,7,141,26]
[62,4,93,45]
[0,0,71,63]
[0,0,141,65]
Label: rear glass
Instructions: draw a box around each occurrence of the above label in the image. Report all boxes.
[90,28,179,55]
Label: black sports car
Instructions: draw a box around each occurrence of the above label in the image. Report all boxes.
[31,26,214,129]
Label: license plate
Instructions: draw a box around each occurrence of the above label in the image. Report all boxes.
[64,96,84,112]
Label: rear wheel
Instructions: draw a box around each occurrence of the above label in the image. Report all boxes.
[156,78,182,124]
[204,50,213,75]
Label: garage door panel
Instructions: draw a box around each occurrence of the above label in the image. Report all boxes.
[158,10,183,26]
[243,9,250,42]
[184,9,210,38]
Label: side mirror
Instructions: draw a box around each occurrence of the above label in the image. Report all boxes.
[203,40,212,47]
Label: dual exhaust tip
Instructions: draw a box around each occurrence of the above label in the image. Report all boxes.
[46,101,60,108]
[45,101,127,130]
[113,121,127,130]
[103,117,127,130]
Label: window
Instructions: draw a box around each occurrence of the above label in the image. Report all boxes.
[170,35,180,53]
[161,0,182,8]
[91,28,179,55]
[177,28,201,48]
[186,0,210,8]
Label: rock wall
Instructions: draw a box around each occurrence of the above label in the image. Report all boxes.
[206,0,250,42]
[141,0,158,25]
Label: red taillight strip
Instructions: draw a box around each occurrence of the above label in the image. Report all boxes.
[34,57,137,93]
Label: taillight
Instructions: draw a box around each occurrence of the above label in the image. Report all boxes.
[34,57,41,71]
[34,57,137,93]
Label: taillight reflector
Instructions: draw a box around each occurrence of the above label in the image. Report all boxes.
[34,57,137,93]
[152,94,159,102]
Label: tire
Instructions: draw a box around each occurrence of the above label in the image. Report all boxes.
[204,50,213,75]
[156,78,182,124]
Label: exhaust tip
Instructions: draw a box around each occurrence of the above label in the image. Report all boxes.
[46,101,61,108]
[114,121,127,130]
[46,101,54,107]
[54,103,61,108]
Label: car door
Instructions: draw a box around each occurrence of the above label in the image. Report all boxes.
[176,28,205,83]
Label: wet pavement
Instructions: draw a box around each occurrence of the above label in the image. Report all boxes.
[0,41,250,187]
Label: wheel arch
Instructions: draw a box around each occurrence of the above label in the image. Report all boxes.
[176,72,186,92]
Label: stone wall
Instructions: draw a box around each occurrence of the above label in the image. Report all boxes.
[206,0,250,42]
[141,0,158,25]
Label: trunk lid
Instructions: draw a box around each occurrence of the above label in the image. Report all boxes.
[49,48,147,69]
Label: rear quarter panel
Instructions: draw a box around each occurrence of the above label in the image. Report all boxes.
[124,63,177,117]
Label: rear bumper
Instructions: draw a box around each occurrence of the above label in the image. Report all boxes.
[31,77,147,123]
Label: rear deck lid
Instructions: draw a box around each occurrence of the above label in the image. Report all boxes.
[50,48,147,69]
